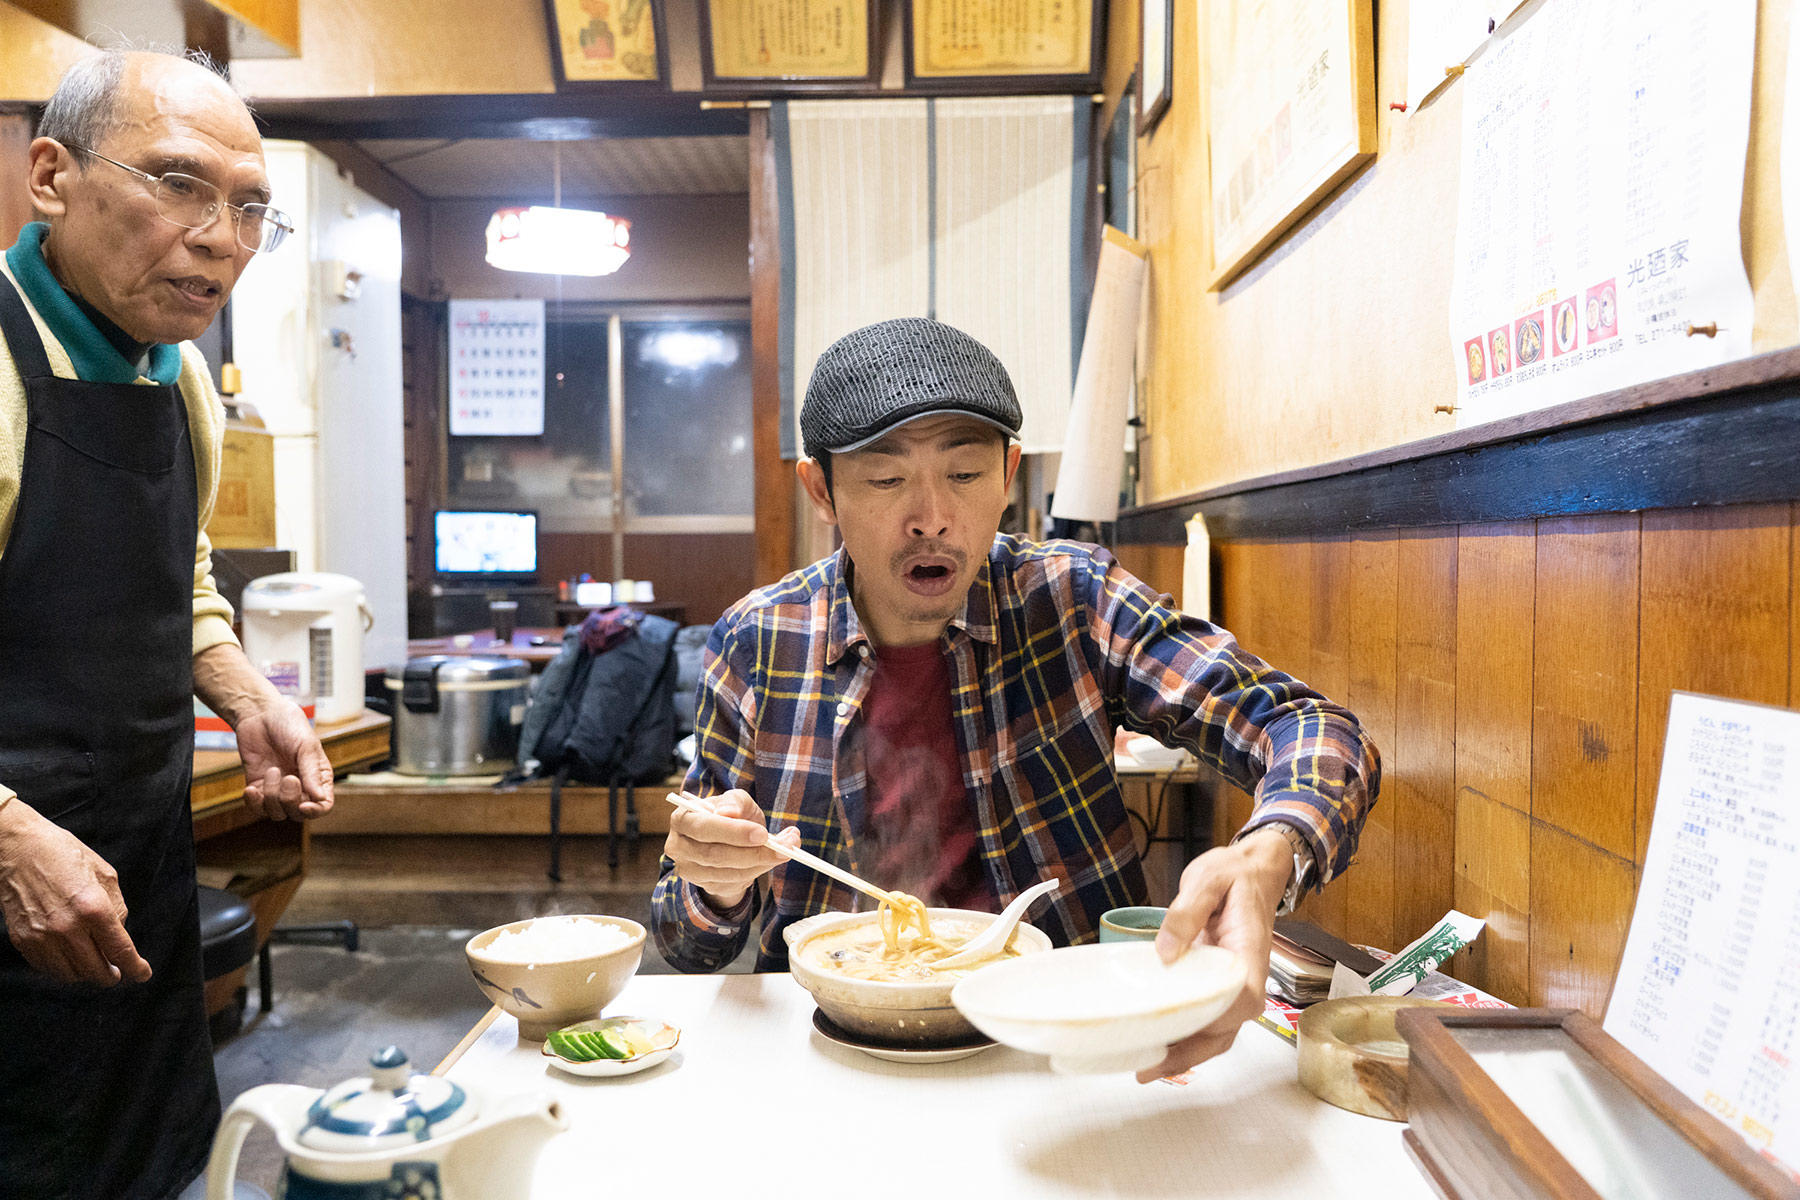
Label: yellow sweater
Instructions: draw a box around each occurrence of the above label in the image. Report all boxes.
[0,257,239,655]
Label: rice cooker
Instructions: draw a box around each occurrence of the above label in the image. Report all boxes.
[386,656,530,776]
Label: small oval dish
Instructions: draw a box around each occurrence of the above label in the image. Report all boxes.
[540,1016,680,1078]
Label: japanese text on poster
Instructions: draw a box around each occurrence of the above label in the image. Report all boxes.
[449,299,545,437]
[1448,0,1755,428]
[1606,693,1800,1181]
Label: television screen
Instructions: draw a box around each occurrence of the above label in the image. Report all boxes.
[434,510,538,576]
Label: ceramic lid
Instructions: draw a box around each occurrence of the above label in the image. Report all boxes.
[298,1047,477,1152]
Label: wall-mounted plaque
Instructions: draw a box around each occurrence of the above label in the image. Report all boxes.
[699,0,881,91]
[905,0,1105,92]
[544,0,668,88]
[1203,0,1376,289]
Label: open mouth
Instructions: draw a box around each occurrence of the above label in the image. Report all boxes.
[170,276,223,301]
[907,563,952,582]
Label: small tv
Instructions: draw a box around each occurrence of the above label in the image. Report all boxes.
[434,509,538,579]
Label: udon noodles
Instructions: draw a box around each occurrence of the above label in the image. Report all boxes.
[799,892,1022,982]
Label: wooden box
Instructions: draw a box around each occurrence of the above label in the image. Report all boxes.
[1397,1007,1799,1200]
[207,423,277,548]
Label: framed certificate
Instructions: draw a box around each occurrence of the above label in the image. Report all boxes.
[699,0,882,92]
[543,0,668,89]
[904,0,1106,92]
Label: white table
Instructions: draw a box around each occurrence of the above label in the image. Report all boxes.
[440,974,1436,1200]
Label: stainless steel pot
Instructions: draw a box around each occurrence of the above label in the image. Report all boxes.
[385,655,530,776]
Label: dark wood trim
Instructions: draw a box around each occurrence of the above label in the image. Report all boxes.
[1117,345,1800,542]
[749,108,796,587]
[696,0,884,94]
[248,93,749,142]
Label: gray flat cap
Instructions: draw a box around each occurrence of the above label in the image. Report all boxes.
[801,318,1022,459]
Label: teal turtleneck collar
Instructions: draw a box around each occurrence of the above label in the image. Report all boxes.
[4,222,183,386]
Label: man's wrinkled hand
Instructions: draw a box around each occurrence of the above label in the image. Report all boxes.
[1135,830,1293,1082]
[236,699,334,822]
[664,789,799,911]
[0,804,151,986]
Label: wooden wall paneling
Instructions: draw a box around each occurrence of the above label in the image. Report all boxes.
[1452,787,1532,1004]
[1636,505,1792,863]
[1110,544,1185,602]
[1298,535,1352,935]
[1532,514,1640,859]
[1452,521,1535,998]
[748,109,796,585]
[1454,523,1536,813]
[537,532,754,627]
[1392,527,1458,946]
[1211,539,1261,849]
[1529,822,1636,1016]
[1341,532,1398,951]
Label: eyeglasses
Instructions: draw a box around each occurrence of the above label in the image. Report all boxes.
[66,145,293,254]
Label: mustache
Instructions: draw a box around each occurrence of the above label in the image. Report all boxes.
[890,540,967,574]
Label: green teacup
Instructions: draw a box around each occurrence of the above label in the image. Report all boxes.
[1099,906,1167,943]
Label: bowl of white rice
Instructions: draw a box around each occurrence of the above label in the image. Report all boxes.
[466,914,646,1041]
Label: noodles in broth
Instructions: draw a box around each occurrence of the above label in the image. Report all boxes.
[799,892,1022,982]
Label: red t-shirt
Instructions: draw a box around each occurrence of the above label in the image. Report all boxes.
[859,641,996,912]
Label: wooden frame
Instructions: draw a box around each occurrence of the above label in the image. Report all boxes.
[1138,0,1172,135]
[1397,1007,1798,1200]
[903,0,1107,94]
[1202,0,1376,289]
[543,0,670,91]
[697,0,882,94]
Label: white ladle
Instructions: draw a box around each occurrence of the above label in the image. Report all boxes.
[930,879,1061,971]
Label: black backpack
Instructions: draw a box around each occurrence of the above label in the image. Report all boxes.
[526,612,680,786]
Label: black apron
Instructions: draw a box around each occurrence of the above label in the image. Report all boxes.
[0,274,219,1200]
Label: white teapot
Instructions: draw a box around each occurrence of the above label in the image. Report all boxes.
[206,1045,567,1200]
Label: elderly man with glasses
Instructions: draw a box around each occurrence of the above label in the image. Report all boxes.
[0,49,328,1200]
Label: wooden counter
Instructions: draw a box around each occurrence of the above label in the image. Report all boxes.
[190,709,390,1016]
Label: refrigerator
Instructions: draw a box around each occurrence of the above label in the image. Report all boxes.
[228,140,408,675]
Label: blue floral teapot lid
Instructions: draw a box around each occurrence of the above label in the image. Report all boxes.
[298,1047,475,1152]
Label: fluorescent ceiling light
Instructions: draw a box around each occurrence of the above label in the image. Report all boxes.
[485,205,631,276]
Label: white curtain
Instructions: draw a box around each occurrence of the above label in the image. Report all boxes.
[776,96,1090,457]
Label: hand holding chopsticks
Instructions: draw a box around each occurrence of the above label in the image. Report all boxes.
[664,790,897,908]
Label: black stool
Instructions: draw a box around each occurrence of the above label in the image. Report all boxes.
[197,885,257,1041]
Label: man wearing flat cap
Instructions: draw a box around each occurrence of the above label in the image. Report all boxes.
[654,317,1379,1079]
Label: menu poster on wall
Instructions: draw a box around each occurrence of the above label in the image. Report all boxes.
[449,300,545,437]
[908,0,1093,78]
[1605,693,1800,1180]
[546,0,661,84]
[1448,0,1756,430]
[704,0,872,80]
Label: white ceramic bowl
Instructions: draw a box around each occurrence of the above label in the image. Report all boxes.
[466,915,646,1042]
[786,908,1053,1046]
[950,941,1247,1073]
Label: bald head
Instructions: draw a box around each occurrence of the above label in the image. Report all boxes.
[26,50,271,345]
[38,50,253,167]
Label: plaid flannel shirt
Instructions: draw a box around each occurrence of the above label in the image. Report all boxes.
[651,534,1380,973]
